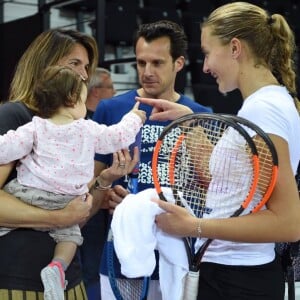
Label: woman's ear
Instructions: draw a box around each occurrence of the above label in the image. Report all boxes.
[230,38,241,59]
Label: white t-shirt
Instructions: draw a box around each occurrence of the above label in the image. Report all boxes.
[202,85,300,265]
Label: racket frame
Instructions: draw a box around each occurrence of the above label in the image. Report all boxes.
[194,114,279,267]
[152,113,260,272]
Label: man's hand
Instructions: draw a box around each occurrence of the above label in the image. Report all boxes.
[106,185,129,214]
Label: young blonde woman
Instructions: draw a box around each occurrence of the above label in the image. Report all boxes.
[137,2,300,299]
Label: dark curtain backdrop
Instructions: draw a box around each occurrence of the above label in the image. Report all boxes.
[0,13,42,102]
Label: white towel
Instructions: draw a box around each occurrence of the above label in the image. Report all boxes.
[111,187,189,300]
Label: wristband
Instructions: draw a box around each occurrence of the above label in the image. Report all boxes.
[94,176,112,190]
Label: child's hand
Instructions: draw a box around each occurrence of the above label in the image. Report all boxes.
[131,101,146,124]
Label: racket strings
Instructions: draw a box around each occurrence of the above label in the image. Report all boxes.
[157,118,258,219]
[231,116,278,213]
[115,279,146,300]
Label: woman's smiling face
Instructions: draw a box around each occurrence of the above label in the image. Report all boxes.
[201,26,239,94]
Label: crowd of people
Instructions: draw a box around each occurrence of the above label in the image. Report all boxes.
[0,2,300,300]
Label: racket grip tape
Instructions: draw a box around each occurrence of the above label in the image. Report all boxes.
[180,270,199,300]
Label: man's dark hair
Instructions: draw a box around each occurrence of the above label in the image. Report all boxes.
[134,20,188,61]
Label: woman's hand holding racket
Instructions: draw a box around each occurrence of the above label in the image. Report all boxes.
[153,198,197,237]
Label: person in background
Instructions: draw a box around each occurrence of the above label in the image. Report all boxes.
[137,2,300,299]
[92,20,212,299]
[80,66,116,300]
[0,28,98,300]
[85,67,116,119]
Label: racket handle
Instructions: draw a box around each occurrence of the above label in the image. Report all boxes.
[180,270,199,300]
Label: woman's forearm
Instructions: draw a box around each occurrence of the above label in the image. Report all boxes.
[0,189,92,228]
[0,189,60,227]
[0,162,60,228]
[89,184,109,215]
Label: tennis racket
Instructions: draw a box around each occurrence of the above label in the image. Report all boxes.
[222,114,279,211]
[152,113,278,300]
[107,129,149,300]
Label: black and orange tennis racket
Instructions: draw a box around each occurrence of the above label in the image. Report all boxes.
[222,114,278,212]
[152,113,278,300]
